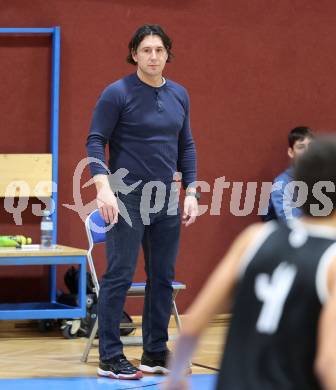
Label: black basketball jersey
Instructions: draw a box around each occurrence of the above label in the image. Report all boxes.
[217,220,336,390]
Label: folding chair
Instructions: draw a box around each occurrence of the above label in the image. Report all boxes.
[81,209,186,363]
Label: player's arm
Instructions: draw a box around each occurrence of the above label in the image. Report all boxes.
[182,223,264,334]
[162,223,264,389]
[315,255,336,389]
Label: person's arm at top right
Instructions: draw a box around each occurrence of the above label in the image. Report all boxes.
[162,222,265,390]
[271,171,303,222]
[86,84,124,224]
[271,175,287,222]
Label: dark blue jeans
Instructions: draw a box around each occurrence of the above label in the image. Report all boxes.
[98,184,181,361]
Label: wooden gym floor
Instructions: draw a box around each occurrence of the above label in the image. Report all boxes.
[0,315,229,388]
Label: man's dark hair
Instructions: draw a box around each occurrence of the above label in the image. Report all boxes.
[126,24,173,65]
[288,126,314,148]
[294,136,336,216]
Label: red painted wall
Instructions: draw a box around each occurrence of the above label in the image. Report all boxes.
[1,0,336,313]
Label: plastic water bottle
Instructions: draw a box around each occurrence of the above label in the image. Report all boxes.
[41,210,53,248]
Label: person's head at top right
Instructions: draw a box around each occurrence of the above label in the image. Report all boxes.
[288,126,314,163]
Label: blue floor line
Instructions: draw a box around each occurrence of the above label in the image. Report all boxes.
[0,374,217,390]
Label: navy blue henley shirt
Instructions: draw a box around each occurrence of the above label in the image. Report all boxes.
[86,73,197,189]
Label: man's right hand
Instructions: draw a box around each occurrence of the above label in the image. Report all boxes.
[97,187,119,224]
[94,174,119,224]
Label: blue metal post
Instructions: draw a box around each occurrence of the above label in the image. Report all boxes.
[50,26,61,302]
[50,26,60,245]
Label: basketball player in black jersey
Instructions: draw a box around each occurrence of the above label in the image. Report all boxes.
[163,137,336,390]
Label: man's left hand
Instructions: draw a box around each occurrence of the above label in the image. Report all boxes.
[182,196,198,227]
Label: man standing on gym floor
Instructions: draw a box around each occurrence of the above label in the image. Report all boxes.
[86,24,198,380]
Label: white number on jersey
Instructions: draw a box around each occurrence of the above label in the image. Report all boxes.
[255,262,297,334]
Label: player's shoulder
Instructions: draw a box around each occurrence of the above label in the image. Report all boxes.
[229,222,278,262]
[236,222,280,276]
[241,221,278,242]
